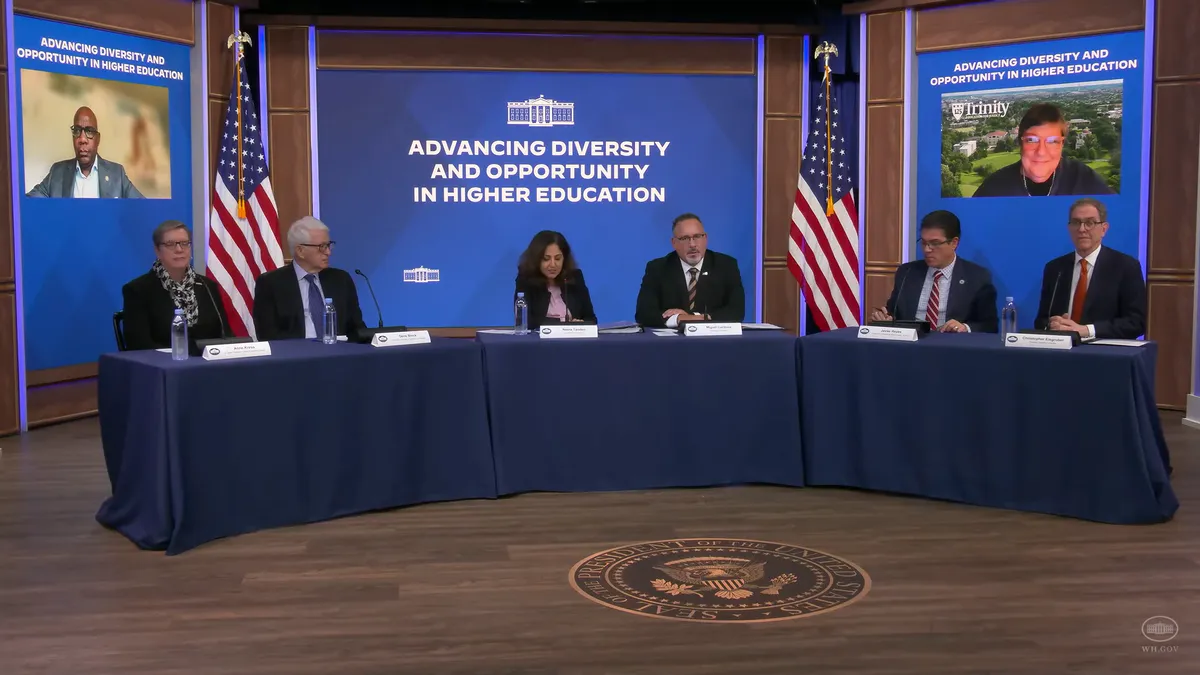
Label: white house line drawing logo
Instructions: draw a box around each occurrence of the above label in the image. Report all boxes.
[1141,616,1179,643]
[507,95,574,127]
[403,266,440,283]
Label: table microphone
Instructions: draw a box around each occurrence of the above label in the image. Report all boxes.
[890,266,913,321]
[354,268,385,328]
[197,278,229,339]
[1044,271,1062,328]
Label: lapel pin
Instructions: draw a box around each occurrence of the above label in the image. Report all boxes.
[104,176,109,182]
[958,279,964,284]
[702,271,709,276]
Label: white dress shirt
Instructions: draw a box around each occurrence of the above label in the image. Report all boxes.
[72,161,100,198]
[665,256,704,328]
[1068,245,1101,339]
[914,256,969,331]
[295,263,324,339]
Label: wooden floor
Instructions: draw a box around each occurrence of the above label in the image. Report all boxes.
[0,416,1196,675]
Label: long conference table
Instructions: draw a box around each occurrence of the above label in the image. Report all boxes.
[96,327,1178,554]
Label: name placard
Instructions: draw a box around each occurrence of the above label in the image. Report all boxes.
[371,330,432,347]
[683,322,743,337]
[539,324,599,339]
[1004,333,1074,350]
[202,341,272,361]
[857,325,918,342]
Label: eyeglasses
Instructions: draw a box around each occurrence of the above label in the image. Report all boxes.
[1021,135,1062,147]
[157,240,192,251]
[1068,219,1105,229]
[70,125,98,139]
[299,241,336,253]
[918,239,953,250]
[675,233,707,243]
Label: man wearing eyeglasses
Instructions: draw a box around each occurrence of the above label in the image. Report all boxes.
[871,210,998,333]
[252,216,368,341]
[634,212,744,328]
[1034,198,1145,340]
[26,106,143,199]
[972,103,1112,198]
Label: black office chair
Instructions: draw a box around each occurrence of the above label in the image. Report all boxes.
[113,311,127,351]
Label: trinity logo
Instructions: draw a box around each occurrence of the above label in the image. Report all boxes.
[568,538,870,623]
[950,99,1010,121]
[402,266,440,283]
[507,95,575,127]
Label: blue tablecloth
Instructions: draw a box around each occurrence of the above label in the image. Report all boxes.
[477,331,805,494]
[96,339,497,554]
[797,329,1177,524]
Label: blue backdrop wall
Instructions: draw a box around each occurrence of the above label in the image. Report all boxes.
[13,15,193,370]
[916,32,1145,327]
[315,69,759,327]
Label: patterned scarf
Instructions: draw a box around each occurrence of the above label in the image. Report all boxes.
[152,260,199,327]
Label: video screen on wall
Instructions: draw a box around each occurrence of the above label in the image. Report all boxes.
[316,68,759,327]
[916,31,1145,325]
[13,15,193,371]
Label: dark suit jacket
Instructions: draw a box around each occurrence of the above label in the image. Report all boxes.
[1034,246,1146,339]
[514,269,597,330]
[886,257,999,333]
[26,157,144,198]
[121,271,230,351]
[634,250,745,327]
[253,264,368,341]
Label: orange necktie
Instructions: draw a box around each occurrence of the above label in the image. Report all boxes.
[1070,259,1088,323]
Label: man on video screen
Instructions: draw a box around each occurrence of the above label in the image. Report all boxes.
[972,103,1112,198]
[26,106,144,199]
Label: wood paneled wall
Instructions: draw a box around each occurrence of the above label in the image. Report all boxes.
[1150,0,1200,405]
[0,12,16,436]
[246,24,810,332]
[1,1,234,432]
[263,25,312,237]
[855,0,1198,409]
[862,10,907,318]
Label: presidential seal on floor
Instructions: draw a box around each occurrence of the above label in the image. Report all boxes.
[568,538,870,623]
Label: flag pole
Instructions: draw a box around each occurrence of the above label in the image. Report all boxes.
[227,31,253,220]
[814,41,839,217]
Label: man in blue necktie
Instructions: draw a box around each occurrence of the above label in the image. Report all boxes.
[252,216,368,341]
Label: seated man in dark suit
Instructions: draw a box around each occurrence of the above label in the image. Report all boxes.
[26,106,143,199]
[1034,198,1146,340]
[634,212,744,327]
[252,216,368,341]
[870,210,998,333]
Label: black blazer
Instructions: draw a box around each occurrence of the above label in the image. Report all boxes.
[252,263,368,341]
[121,271,230,351]
[885,257,999,333]
[1034,246,1146,339]
[514,269,597,330]
[634,250,745,327]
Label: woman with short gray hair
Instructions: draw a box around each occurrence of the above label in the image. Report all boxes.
[120,219,230,351]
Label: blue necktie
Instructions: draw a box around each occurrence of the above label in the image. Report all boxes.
[304,273,323,338]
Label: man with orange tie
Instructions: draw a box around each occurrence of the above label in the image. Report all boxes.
[1034,198,1146,340]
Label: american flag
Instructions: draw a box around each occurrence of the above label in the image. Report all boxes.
[788,79,861,331]
[205,44,283,339]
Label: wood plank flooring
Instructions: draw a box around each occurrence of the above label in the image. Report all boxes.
[0,415,1197,674]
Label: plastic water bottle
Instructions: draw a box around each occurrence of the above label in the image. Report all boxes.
[514,292,528,335]
[322,298,337,344]
[1001,296,1017,340]
[170,308,188,360]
